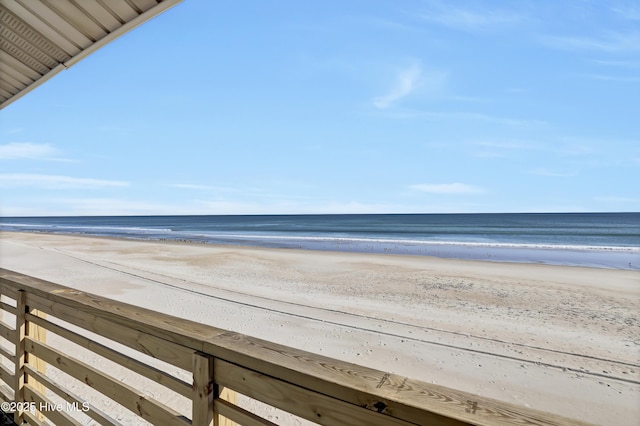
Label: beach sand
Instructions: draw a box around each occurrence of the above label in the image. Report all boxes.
[0,231,638,425]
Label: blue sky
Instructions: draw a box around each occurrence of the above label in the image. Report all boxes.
[1,0,639,216]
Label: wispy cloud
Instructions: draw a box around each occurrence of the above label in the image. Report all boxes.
[471,140,534,158]
[357,16,422,33]
[0,174,129,189]
[3,197,407,216]
[0,142,59,160]
[410,183,485,194]
[473,140,536,150]
[527,168,578,177]
[589,74,640,82]
[470,139,594,158]
[57,198,185,216]
[418,3,521,32]
[0,197,193,216]
[507,87,529,94]
[611,5,640,21]
[379,110,544,127]
[373,65,426,109]
[449,95,491,103]
[169,183,245,193]
[592,59,640,68]
[170,183,215,190]
[542,31,640,53]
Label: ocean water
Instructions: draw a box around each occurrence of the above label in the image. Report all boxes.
[1,213,638,270]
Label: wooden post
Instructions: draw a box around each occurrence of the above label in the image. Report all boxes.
[192,351,238,426]
[193,351,214,426]
[13,290,26,424]
[26,307,47,422]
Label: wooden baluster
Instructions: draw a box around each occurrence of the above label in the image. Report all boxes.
[12,292,48,424]
[217,386,238,426]
[26,307,46,422]
[13,290,26,424]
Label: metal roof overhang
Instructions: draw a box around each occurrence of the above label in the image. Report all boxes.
[0,0,182,109]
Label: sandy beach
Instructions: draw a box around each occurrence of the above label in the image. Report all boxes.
[0,231,638,425]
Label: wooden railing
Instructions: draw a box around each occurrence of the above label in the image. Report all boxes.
[0,268,586,425]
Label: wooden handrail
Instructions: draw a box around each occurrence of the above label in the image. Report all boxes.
[0,268,589,425]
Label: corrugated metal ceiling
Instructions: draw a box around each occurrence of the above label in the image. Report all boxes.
[0,0,182,109]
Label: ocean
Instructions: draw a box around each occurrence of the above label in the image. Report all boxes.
[1,213,638,270]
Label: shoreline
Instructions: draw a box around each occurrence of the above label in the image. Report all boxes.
[1,231,638,425]
[3,229,638,270]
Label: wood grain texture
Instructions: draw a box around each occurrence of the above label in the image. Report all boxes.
[0,320,14,344]
[25,364,121,426]
[0,345,14,364]
[217,386,238,426]
[22,410,48,426]
[25,337,190,426]
[0,301,16,315]
[0,362,13,383]
[0,284,19,300]
[193,352,214,426]
[25,307,46,421]
[213,398,278,426]
[0,381,13,403]
[215,358,418,426]
[23,383,83,426]
[25,292,195,371]
[12,290,25,425]
[1,271,227,352]
[26,312,191,398]
[205,325,591,426]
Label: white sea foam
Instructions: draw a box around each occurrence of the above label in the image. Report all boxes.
[187,232,640,253]
[4,224,638,253]
[2,223,173,233]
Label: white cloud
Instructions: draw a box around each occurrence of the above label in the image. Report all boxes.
[470,140,534,158]
[470,138,597,158]
[473,140,535,150]
[527,168,578,177]
[375,109,543,126]
[0,142,58,160]
[410,183,485,194]
[60,198,186,216]
[0,174,129,189]
[593,59,640,68]
[373,65,428,109]
[4,197,408,216]
[611,5,640,21]
[418,4,521,31]
[542,31,640,53]
[590,74,640,82]
[170,183,215,190]
[0,198,193,217]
